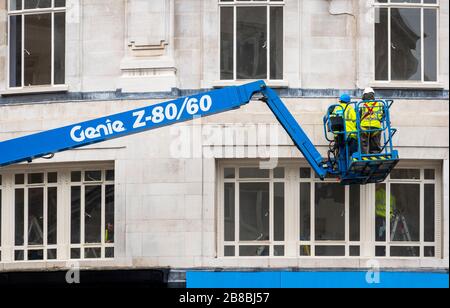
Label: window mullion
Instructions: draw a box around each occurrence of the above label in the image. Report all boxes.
[267,5,270,80]
[21,12,25,88]
[387,7,391,82]
[51,12,55,86]
[233,6,237,81]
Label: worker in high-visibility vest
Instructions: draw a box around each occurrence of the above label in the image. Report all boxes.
[360,87,384,154]
[375,186,396,241]
[331,94,358,157]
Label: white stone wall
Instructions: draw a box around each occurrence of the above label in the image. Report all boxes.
[0,0,448,271]
[0,96,448,270]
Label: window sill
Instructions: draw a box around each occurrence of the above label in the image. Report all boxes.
[210,80,289,89]
[0,85,69,96]
[369,82,445,90]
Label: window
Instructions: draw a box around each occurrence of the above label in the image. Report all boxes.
[219,0,284,81]
[374,0,438,82]
[0,165,114,263]
[375,168,438,258]
[70,170,115,259]
[220,163,441,259]
[8,0,66,88]
[222,167,285,257]
[299,170,361,257]
[13,172,58,261]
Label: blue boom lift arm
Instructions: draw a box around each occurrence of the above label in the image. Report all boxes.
[0,80,398,184]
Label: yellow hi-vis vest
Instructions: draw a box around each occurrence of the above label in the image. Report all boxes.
[375,188,395,219]
[361,101,384,129]
[332,103,357,139]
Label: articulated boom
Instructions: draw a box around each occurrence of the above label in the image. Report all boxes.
[0,81,398,185]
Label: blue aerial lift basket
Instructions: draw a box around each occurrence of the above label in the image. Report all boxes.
[324,99,399,185]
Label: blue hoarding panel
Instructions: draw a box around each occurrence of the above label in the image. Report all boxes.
[187,271,449,288]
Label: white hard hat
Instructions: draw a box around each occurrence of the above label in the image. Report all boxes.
[363,87,375,95]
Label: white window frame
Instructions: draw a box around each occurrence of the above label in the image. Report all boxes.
[6,0,67,90]
[218,160,442,260]
[0,163,115,264]
[296,170,362,258]
[374,166,441,258]
[12,171,59,261]
[69,169,115,260]
[373,0,440,84]
[218,0,285,82]
[219,164,287,257]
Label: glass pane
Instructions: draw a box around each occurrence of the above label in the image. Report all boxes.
[390,184,420,242]
[15,189,25,246]
[28,173,44,184]
[239,183,269,241]
[350,185,360,241]
[315,183,345,241]
[299,183,311,241]
[375,184,387,242]
[48,172,58,183]
[105,185,115,243]
[239,245,269,257]
[236,7,267,79]
[300,168,311,178]
[10,0,22,10]
[224,168,235,179]
[376,246,386,257]
[28,187,44,245]
[424,0,437,3]
[424,184,435,242]
[70,186,81,244]
[85,170,102,182]
[224,183,235,242]
[106,170,115,181]
[70,248,80,259]
[315,246,345,257]
[391,0,420,3]
[15,174,25,185]
[47,187,57,245]
[220,7,234,80]
[424,246,435,257]
[270,6,283,80]
[390,169,420,179]
[9,15,22,87]
[85,247,101,259]
[273,167,284,179]
[424,169,435,180]
[15,250,24,261]
[273,183,284,241]
[300,245,311,256]
[55,0,66,7]
[239,168,269,179]
[28,250,44,260]
[375,8,388,81]
[391,8,421,81]
[24,0,52,9]
[424,9,437,81]
[25,14,52,86]
[224,246,235,257]
[350,246,360,257]
[54,12,66,85]
[71,171,81,182]
[274,245,284,256]
[85,186,102,243]
[105,247,114,258]
[390,246,419,257]
[47,249,57,260]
